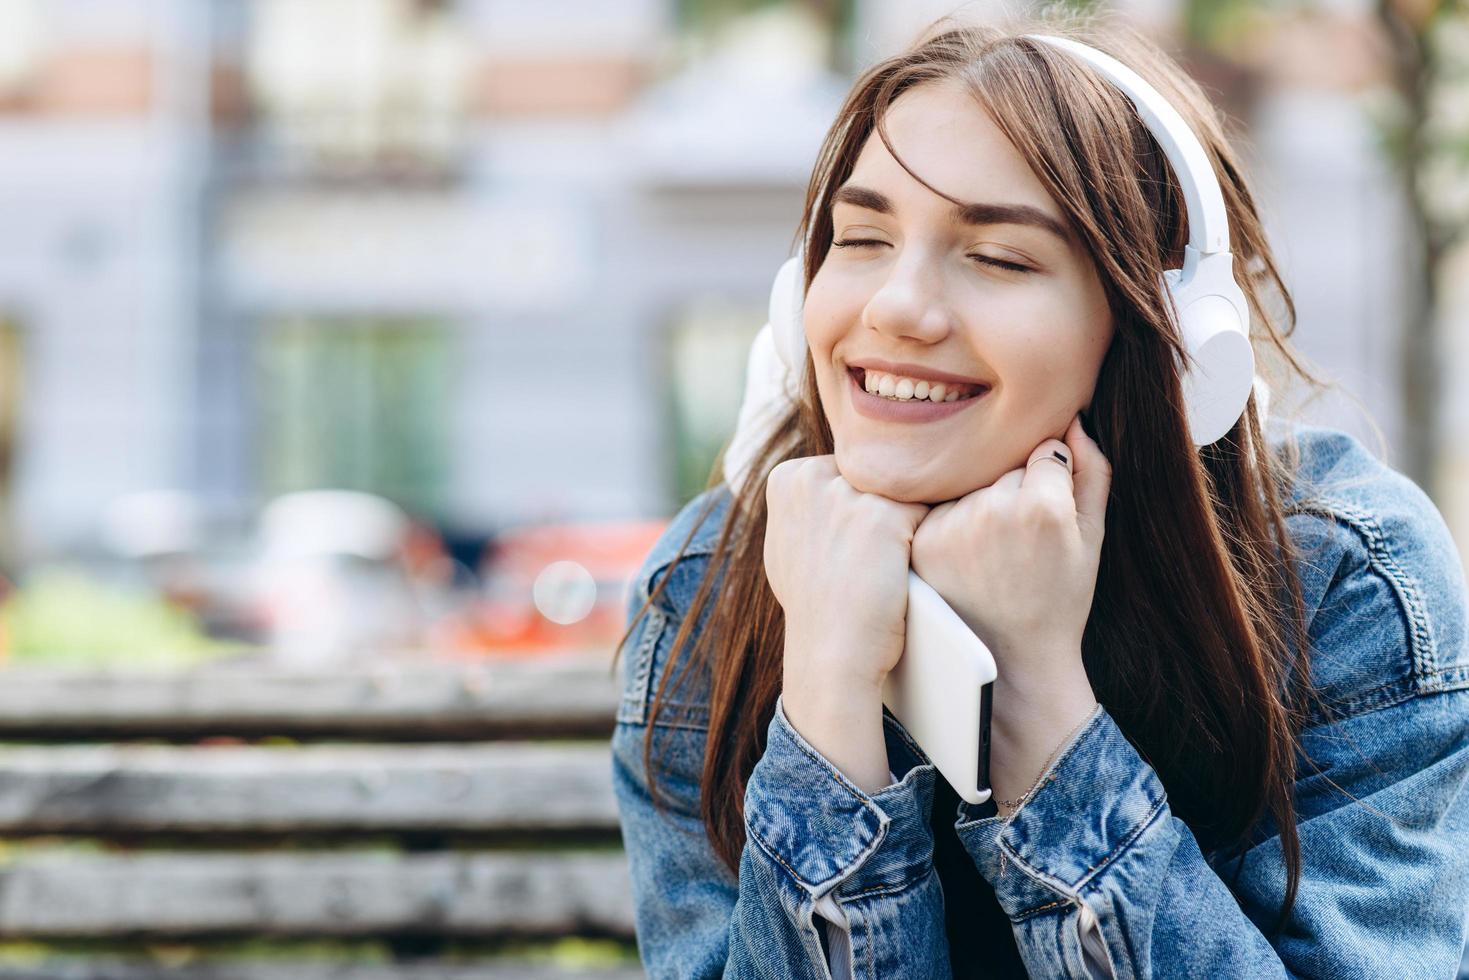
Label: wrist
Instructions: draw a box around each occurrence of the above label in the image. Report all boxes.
[782,670,886,732]
[992,656,1094,726]
[782,626,894,694]
[780,681,891,796]
[988,682,1098,816]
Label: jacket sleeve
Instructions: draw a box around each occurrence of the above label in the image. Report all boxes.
[611,581,954,978]
[948,505,1469,979]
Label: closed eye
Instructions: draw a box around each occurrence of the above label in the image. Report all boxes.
[831,238,1032,274]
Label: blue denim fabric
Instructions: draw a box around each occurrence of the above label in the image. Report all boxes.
[610,426,1469,978]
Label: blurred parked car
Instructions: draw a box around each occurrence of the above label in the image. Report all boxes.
[442,518,668,657]
[253,490,425,665]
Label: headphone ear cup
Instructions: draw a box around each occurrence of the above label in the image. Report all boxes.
[768,254,807,375]
[1176,300,1255,446]
[1165,257,1255,446]
[724,256,807,492]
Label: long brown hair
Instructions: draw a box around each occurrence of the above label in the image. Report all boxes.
[617,11,1332,932]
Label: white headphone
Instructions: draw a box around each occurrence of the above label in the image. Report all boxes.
[723,34,1262,495]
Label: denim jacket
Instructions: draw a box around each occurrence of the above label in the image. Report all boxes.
[610,426,1469,978]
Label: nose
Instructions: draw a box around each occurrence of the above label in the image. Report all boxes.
[860,249,957,346]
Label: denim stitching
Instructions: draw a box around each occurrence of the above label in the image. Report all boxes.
[633,497,725,607]
[1327,498,1434,669]
[1303,678,1414,728]
[1426,662,1469,692]
[1072,791,1170,891]
[632,714,709,734]
[616,605,665,726]
[778,704,882,805]
[841,871,938,902]
[1290,496,1434,679]
[745,819,815,886]
[746,713,893,892]
[1303,665,1469,731]
[1012,897,1071,921]
[642,698,710,722]
[989,828,1079,911]
[745,806,889,894]
[999,790,1169,921]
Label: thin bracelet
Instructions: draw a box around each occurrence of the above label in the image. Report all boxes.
[995,704,1098,814]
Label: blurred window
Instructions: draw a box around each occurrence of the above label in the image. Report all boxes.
[258,319,452,519]
[666,304,763,504]
[0,0,44,110]
[245,0,469,175]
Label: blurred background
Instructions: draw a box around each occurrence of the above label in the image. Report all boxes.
[0,0,1464,667]
[0,0,1460,977]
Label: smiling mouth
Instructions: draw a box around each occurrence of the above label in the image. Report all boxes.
[848,367,989,403]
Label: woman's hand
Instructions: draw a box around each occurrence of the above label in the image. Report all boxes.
[765,455,930,690]
[911,414,1109,687]
[910,414,1111,809]
[764,455,929,792]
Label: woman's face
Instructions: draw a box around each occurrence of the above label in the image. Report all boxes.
[804,78,1115,503]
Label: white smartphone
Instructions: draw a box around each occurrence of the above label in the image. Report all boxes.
[881,571,998,806]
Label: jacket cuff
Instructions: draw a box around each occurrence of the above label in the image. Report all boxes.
[953,703,1168,916]
[744,694,937,900]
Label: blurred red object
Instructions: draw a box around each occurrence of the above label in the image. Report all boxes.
[440,518,669,657]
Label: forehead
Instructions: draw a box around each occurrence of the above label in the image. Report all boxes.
[845,78,1061,224]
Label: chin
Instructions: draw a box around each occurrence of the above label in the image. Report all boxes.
[835,450,962,504]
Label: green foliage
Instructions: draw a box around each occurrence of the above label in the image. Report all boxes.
[1184,0,1274,50]
[1041,0,1108,14]
[0,570,227,665]
[677,0,786,30]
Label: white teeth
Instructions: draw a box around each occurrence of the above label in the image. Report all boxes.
[857,369,982,403]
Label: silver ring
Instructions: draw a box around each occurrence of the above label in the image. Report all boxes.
[1026,454,1071,473]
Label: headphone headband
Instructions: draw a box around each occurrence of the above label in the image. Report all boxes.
[1021,35,1229,258]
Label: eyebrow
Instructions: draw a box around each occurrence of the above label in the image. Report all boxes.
[832,183,1071,245]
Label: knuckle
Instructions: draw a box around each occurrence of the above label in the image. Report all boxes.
[1019,493,1068,526]
[765,466,787,496]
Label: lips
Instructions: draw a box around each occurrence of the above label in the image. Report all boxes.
[845,358,990,388]
[846,366,988,424]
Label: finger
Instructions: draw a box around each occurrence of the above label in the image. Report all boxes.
[901,501,934,529]
[990,466,1025,496]
[1063,414,1112,537]
[1020,438,1075,506]
[831,464,930,526]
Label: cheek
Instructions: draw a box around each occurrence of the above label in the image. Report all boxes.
[995,289,1111,386]
[800,286,853,360]
[986,317,1111,430]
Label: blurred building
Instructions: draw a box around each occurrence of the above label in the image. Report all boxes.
[0,0,1460,568]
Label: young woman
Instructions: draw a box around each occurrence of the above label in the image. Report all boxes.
[611,14,1469,979]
